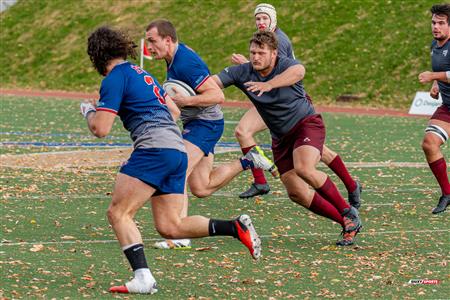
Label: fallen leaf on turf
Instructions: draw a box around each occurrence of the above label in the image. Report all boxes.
[30,244,44,252]
[195,247,211,251]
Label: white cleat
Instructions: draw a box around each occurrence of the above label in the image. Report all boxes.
[235,214,262,260]
[153,239,192,250]
[244,146,278,177]
[109,276,158,294]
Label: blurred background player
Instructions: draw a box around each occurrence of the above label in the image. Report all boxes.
[231,3,362,207]
[214,31,363,246]
[81,26,262,293]
[145,19,274,249]
[418,4,450,214]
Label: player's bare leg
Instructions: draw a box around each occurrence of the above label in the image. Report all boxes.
[235,106,272,198]
[188,154,246,198]
[154,139,270,249]
[151,194,262,260]
[321,145,362,209]
[107,173,158,294]
[422,119,450,214]
[282,169,345,226]
[293,145,362,244]
[153,141,204,249]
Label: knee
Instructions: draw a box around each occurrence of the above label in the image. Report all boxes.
[190,187,211,198]
[234,124,252,141]
[422,136,438,154]
[155,222,181,239]
[107,205,123,226]
[294,164,315,182]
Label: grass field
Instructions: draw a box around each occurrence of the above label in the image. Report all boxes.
[0,0,439,107]
[1,95,449,299]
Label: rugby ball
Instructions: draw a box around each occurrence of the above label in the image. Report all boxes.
[163,79,196,97]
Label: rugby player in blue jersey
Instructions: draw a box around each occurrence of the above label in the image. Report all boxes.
[145,19,275,250]
[214,31,363,246]
[231,3,362,208]
[80,26,262,294]
[418,4,450,214]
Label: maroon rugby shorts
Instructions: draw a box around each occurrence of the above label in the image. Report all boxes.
[272,114,326,176]
[430,104,450,123]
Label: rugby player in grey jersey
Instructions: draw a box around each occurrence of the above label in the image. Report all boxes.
[214,31,363,246]
[230,3,362,209]
[418,4,450,214]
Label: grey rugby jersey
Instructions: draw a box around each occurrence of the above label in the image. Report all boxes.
[276,28,295,59]
[218,57,315,139]
[431,39,450,107]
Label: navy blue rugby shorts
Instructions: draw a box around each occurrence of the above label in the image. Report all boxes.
[182,119,224,156]
[120,148,187,195]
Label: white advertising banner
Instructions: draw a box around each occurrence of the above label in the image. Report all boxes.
[409,92,443,116]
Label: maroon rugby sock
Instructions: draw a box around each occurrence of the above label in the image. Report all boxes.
[328,155,357,193]
[316,177,350,214]
[241,145,267,185]
[429,157,450,195]
[309,192,345,227]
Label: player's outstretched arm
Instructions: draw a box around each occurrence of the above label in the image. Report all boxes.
[419,71,450,83]
[231,53,249,65]
[267,64,305,89]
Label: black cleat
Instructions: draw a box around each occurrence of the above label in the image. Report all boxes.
[239,183,270,199]
[348,181,362,209]
[432,194,450,214]
[336,225,362,246]
[342,207,362,232]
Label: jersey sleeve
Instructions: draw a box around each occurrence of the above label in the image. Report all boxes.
[277,57,301,72]
[217,64,245,88]
[97,69,125,114]
[177,59,210,91]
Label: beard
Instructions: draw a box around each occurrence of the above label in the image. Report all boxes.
[434,30,449,41]
[435,35,449,41]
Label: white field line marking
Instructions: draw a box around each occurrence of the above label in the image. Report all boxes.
[1,229,448,247]
[2,187,438,202]
[2,147,449,169]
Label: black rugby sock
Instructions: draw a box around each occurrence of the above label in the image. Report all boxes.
[208,219,238,238]
[123,243,148,271]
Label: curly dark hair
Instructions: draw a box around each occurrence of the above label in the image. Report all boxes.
[249,31,278,50]
[87,26,137,76]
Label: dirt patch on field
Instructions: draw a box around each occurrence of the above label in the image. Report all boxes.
[0,149,132,172]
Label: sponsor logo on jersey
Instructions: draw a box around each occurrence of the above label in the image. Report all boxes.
[443,50,448,57]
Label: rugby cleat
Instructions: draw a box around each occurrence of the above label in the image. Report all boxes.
[348,181,362,209]
[342,206,362,232]
[153,239,192,250]
[239,183,271,199]
[109,276,158,294]
[234,214,261,260]
[336,226,362,246]
[432,194,449,214]
[244,146,279,178]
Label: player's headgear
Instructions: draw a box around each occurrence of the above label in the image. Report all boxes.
[425,124,449,143]
[254,3,277,32]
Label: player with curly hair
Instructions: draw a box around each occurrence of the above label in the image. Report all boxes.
[81,26,262,294]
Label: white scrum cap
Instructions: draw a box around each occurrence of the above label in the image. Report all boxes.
[254,3,277,32]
